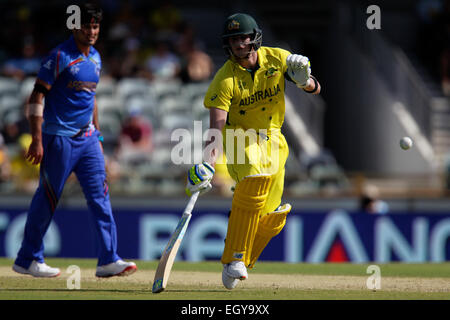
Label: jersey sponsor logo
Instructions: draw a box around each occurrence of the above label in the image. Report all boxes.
[67,80,97,92]
[233,252,244,259]
[239,84,281,107]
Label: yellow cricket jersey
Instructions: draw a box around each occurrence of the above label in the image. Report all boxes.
[203,46,291,133]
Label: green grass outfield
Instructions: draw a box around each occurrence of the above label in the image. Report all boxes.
[0,258,449,300]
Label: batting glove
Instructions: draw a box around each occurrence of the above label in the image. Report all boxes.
[286,54,311,88]
[185,162,215,196]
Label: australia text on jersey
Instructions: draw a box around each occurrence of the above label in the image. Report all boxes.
[239,84,281,106]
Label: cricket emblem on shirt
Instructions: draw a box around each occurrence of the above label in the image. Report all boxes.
[265,67,279,79]
[70,65,80,75]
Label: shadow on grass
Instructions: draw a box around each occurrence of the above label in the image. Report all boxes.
[157,289,226,293]
[1,288,227,294]
[1,288,147,293]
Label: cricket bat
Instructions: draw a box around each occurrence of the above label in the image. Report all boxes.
[152,191,200,293]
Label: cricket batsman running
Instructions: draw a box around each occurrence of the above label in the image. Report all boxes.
[185,13,321,289]
[12,3,136,278]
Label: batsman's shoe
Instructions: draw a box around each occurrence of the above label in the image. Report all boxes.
[224,261,248,280]
[95,259,137,278]
[222,269,239,290]
[12,261,60,278]
[222,261,248,289]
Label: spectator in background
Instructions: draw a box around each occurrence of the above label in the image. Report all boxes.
[104,2,136,79]
[442,46,450,96]
[148,0,182,42]
[416,0,450,81]
[0,134,11,184]
[175,21,214,83]
[1,37,41,80]
[145,39,180,81]
[119,37,143,78]
[178,40,214,83]
[1,105,29,146]
[359,184,389,214]
[416,0,443,24]
[439,6,450,96]
[116,105,153,165]
[10,133,40,193]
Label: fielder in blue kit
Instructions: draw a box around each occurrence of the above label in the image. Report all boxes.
[13,3,137,278]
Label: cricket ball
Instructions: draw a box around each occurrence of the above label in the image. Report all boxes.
[400,137,413,150]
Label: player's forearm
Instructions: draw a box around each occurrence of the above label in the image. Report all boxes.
[204,108,227,166]
[27,90,45,142]
[93,97,100,130]
[28,116,44,142]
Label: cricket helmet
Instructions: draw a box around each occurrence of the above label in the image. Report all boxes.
[222,13,262,55]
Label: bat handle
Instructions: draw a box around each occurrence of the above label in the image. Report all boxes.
[183,191,200,215]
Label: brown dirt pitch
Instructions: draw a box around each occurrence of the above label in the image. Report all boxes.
[0,261,449,300]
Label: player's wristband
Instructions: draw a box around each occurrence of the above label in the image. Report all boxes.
[26,103,44,117]
[98,135,104,142]
[33,83,50,96]
[303,76,318,93]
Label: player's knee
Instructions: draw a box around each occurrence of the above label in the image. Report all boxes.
[82,174,109,201]
[258,203,292,237]
[233,174,272,211]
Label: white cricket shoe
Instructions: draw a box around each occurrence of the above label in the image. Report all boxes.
[95,259,137,278]
[222,271,239,290]
[12,261,60,278]
[222,261,248,290]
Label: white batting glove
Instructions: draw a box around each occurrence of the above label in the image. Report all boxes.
[286,54,311,88]
[185,162,215,196]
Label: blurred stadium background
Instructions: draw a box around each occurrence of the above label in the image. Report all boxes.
[0,0,449,264]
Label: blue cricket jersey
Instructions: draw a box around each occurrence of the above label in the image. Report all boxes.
[37,35,101,136]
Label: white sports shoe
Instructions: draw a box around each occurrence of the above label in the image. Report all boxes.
[12,261,60,278]
[95,259,137,278]
[222,261,248,290]
[222,270,239,290]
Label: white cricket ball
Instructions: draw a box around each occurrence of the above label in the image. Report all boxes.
[400,136,413,150]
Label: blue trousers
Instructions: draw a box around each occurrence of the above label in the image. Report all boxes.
[14,131,120,268]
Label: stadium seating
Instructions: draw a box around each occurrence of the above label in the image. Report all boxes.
[20,77,36,100]
[0,95,23,127]
[0,77,20,97]
[117,78,151,100]
[99,111,122,143]
[148,79,181,101]
[95,78,116,98]
[180,82,210,102]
